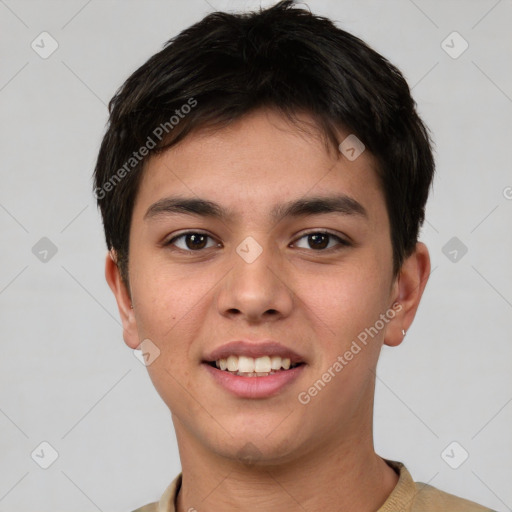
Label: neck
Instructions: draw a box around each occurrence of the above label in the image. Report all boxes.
[174,420,398,512]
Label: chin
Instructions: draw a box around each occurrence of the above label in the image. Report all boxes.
[210,429,308,467]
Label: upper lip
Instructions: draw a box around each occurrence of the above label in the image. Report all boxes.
[203,340,306,364]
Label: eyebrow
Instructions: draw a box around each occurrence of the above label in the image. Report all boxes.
[144,194,368,222]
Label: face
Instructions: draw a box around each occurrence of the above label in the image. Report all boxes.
[115,109,407,465]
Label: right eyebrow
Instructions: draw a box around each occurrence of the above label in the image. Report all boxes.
[144,196,228,221]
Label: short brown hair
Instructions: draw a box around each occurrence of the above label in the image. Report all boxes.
[93,0,435,287]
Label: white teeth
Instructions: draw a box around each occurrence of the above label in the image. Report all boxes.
[270,356,282,370]
[227,355,238,371]
[254,356,271,373]
[214,355,298,373]
[238,356,255,373]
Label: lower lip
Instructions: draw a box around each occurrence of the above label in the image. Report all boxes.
[203,363,306,399]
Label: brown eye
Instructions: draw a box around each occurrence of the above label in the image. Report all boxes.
[308,233,329,250]
[184,233,208,250]
[166,232,218,251]
[293,231,350,251]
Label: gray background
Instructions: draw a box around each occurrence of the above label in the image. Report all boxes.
[1,0,511,511]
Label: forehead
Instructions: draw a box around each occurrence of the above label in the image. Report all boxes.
[133,109,387,228]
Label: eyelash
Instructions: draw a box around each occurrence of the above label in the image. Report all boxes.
[164,230,351,253]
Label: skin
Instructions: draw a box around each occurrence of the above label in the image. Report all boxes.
[106,108,430,512]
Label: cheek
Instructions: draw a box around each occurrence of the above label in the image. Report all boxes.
[129,253,201,337]
[299,256,391,345]
[130,267,206,413]
[128,255,224,376]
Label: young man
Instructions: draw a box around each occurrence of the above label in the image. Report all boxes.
[93,1,495,511]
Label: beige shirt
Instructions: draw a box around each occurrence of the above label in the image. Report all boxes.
[132,460,495,512]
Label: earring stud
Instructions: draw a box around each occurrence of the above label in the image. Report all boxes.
[402,329,406,336]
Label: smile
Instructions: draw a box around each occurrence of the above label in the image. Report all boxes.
[203,360,306,398]
[208,355,302,377]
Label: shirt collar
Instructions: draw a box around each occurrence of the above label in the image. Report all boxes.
[157,459,414,512]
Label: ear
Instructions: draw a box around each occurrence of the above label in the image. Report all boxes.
[104,250,140,349]
[384,242,431,347]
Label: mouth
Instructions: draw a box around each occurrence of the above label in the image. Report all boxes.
[202,340,307,397]
[204,355,305,377]
[202,358,306,399]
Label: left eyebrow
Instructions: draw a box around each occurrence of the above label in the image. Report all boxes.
[143,194,368,222]
[270,194,368,222]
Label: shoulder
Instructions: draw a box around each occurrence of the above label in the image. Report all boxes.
[412,481,495,511]
[128,473,182,512]
[381,460,495,512]
[130,503,159,512]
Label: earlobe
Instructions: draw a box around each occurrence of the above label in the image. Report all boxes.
[384,242,431,347]
[104,250,140,349]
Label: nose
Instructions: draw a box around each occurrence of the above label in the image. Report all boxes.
[215,237,294,323]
